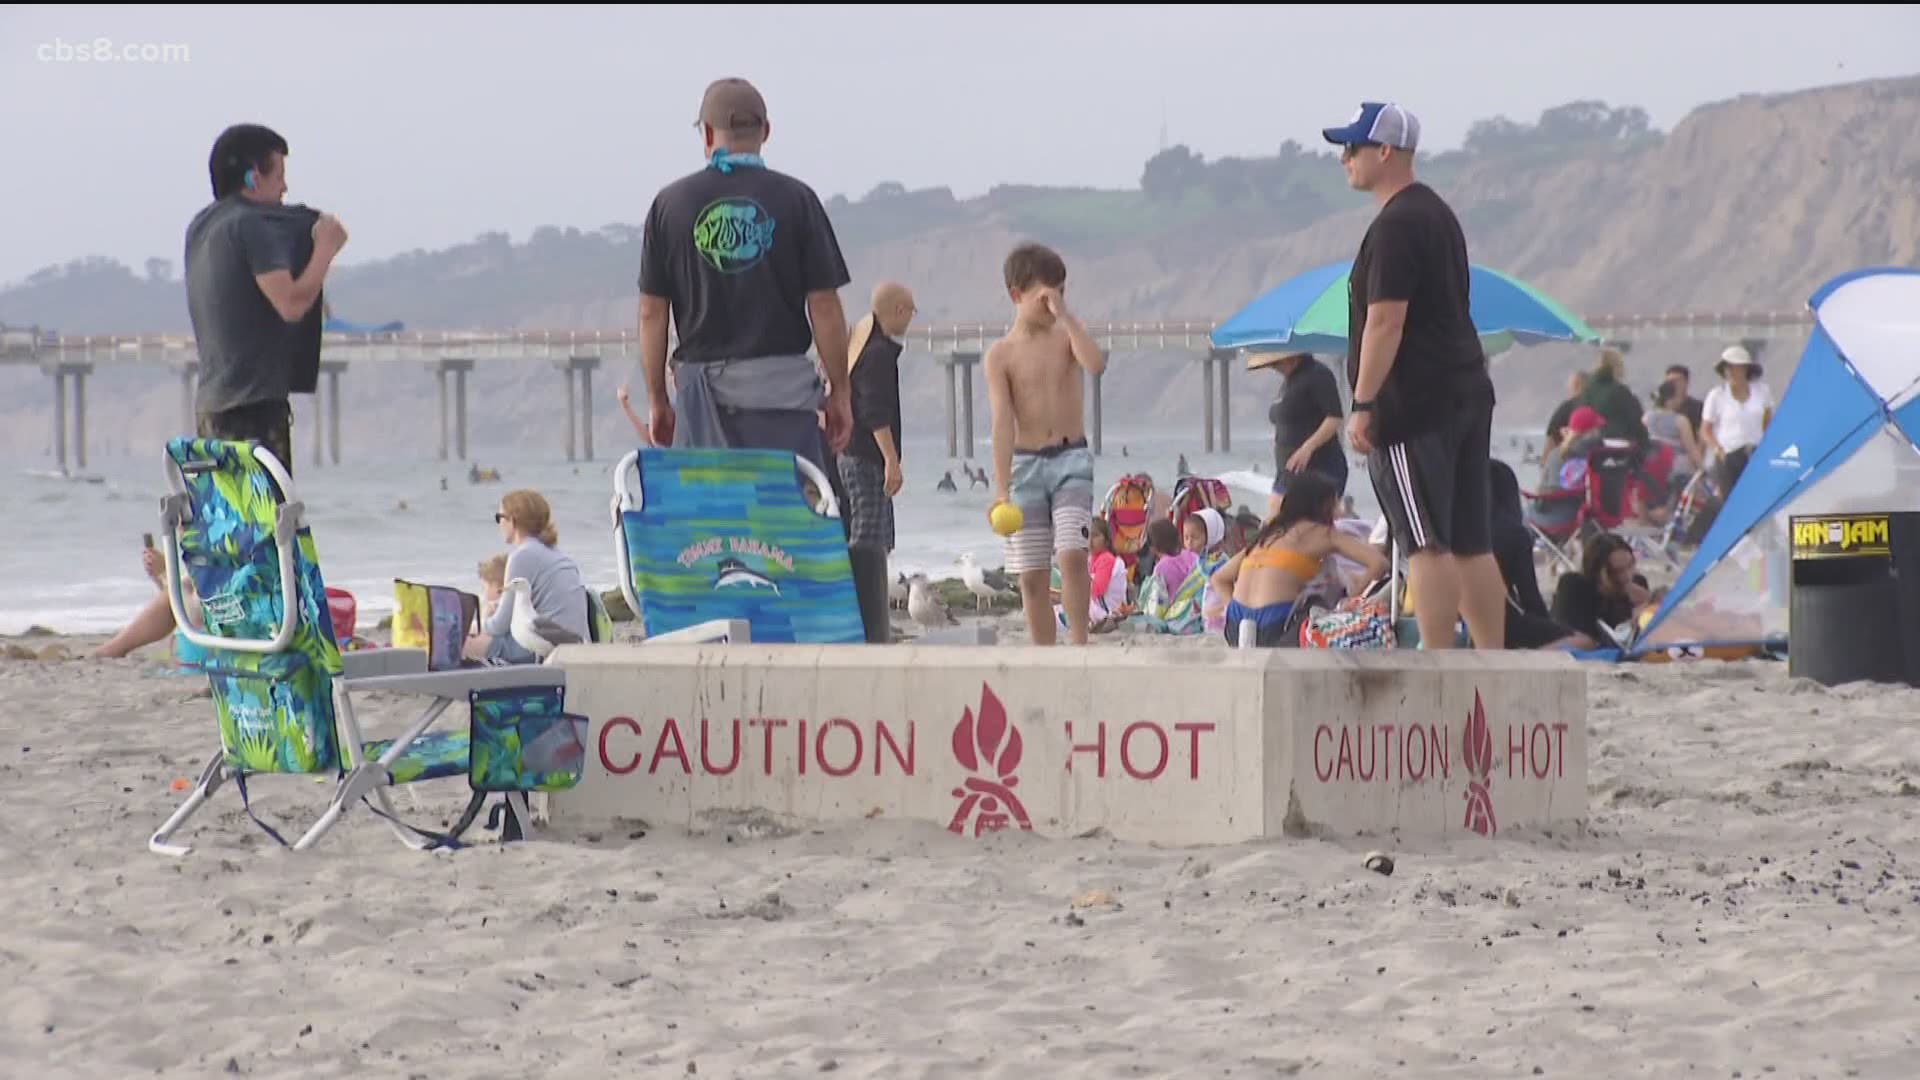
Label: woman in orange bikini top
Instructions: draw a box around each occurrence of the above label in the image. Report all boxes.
[1209,472,1389,647]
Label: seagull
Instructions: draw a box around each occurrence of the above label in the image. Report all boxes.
[906,574,957,631]
[888,572,909,610]
[505,577,581,660]
[957,553,1000,613]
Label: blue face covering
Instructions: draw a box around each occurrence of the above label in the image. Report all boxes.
[708,149,765,174]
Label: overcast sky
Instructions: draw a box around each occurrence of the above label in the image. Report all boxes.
[2,4,1916,285]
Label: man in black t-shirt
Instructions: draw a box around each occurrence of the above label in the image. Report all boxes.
[1323,100,1505,649]
[1251,350,1347,520]
[630,78,853,474]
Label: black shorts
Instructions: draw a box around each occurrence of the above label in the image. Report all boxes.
[1369,392,1493,556]
[197,399,294,475]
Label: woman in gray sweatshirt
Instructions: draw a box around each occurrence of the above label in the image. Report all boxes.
[464,489,590,664]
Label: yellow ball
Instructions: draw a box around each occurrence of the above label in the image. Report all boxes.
[990,502,1025,537]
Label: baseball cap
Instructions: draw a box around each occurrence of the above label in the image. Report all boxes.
[697,78,767,132]
[1322,102,1420,151]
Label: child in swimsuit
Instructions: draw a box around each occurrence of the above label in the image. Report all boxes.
[1209,472,1390,647]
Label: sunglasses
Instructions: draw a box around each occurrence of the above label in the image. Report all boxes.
[493,512,507,523]
[1341,141,1382,161]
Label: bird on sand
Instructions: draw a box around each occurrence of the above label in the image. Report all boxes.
[906,574,957,631]
[956,553,1003,613]
[505,577,581,659]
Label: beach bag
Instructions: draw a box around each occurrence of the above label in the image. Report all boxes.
[1301,594,1397,650]
[392,579,481,670]
[468,685,590,793]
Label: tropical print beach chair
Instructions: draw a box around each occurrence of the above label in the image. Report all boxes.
[612,447,862,644]
[149,437,582,856]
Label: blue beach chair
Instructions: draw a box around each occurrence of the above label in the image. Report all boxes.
[611,448,863,644]
[149,438,585,856]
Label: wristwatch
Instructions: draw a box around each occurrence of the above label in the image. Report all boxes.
[1352,399,1375,413]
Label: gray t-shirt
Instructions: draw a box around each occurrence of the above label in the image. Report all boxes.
[184,197,299,415]
[485,539,591,644]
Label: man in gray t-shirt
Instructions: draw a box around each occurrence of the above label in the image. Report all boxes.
[185,123,348,471]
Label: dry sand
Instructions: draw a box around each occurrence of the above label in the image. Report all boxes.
[2,631,1918,1078]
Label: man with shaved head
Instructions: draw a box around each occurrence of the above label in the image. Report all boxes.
[839,280,917,641]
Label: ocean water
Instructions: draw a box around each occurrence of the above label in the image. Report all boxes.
[1,427,1536,636]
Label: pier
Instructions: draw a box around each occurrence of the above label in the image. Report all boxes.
[0,310,1816,466]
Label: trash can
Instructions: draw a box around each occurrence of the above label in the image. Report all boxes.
[1788,511,1920,687]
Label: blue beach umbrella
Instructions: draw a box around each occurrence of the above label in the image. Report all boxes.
[1210,260,1600,354]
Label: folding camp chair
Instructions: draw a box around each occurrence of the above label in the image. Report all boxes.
[1523,481,1588,573]
[611,447,865,644]
[1522,440,1681,573]
[149,438,583,856]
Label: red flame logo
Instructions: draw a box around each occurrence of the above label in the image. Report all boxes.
[1462,689,1497,837]
[948,683,1033,837]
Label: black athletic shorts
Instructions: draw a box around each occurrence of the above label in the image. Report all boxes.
[1368,391,1493,557]
[197,399,294,475]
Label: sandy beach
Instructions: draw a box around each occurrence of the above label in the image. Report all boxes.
[3,625,1917,1079]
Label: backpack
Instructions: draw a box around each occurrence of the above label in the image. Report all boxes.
[1101,474,1155,569]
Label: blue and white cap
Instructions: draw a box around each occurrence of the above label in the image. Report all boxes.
[1322,102,1420,151]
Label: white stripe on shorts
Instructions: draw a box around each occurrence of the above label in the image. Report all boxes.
[1389,443,1428,549]
[1004,502,1094,574]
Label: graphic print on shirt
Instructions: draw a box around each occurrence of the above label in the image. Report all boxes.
[693,197,777,273]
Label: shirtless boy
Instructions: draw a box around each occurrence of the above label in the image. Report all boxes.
[985,243,1108,645]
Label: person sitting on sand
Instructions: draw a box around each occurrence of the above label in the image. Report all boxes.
[1550,532,1651,648]
[1191,509,1235,634]
[1087,518,1131,624]
[1208,472,1389,648]
[1146,519,1198,598]
[1056,518,1133,632]
[1488,461,1591,651]
[94,543,205,660]
[1136,516,1215,635]
[477,553,508,624]
[463,490,589,665]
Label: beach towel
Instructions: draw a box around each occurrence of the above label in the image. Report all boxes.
[1137,558,1212,635]
[1300,594,1397,650]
